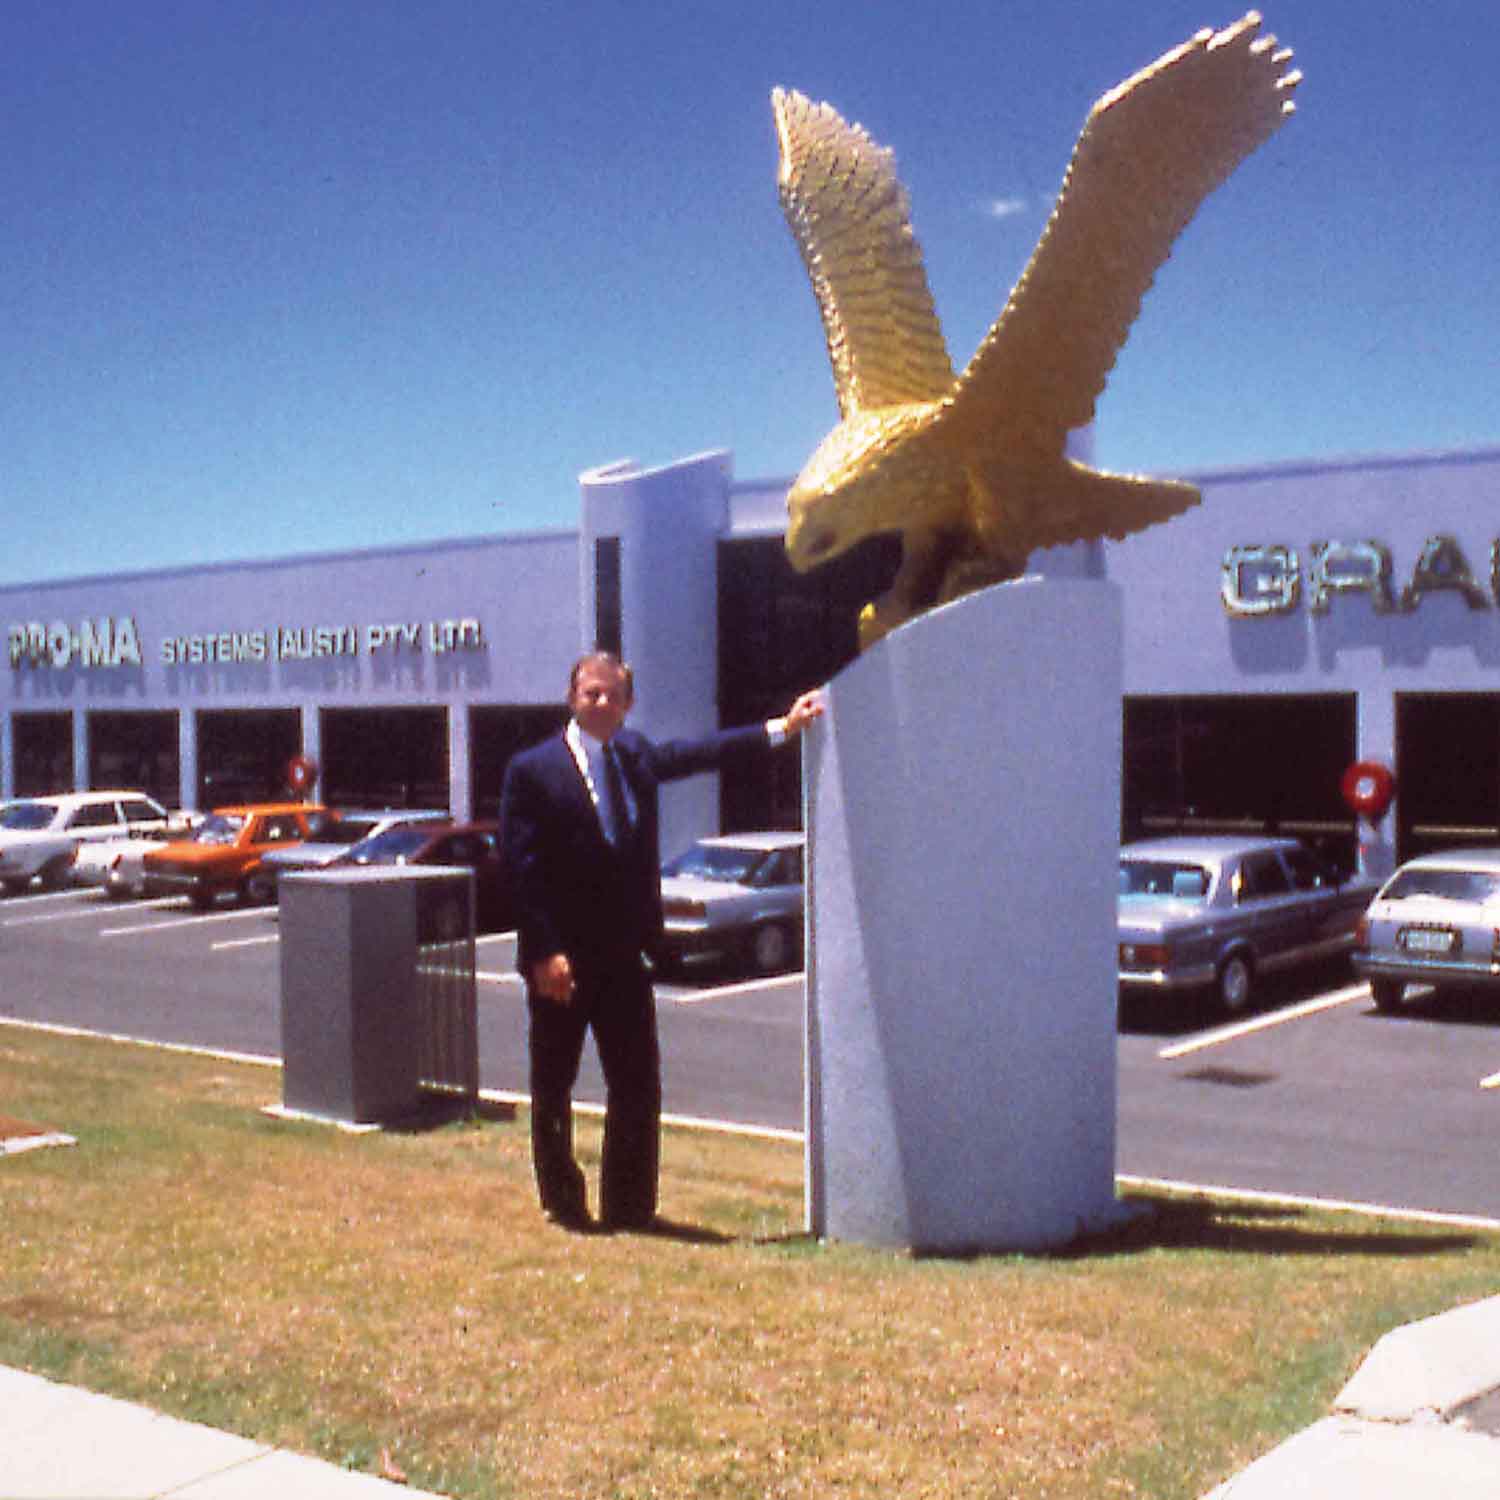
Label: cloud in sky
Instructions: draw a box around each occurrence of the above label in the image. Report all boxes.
[982,196,1028,220]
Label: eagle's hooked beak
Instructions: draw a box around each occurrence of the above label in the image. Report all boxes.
[785,486,842,572]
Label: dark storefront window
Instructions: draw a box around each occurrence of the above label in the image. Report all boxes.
[197,709,302,808]
[468,704,569,821]
[320,707,448,810]
[594,536,622,656]
[1123,694,1358,871]
[717,533,901,831]
[88,711,179,809]
[1395,694,1500,860]
[11,711,72,796]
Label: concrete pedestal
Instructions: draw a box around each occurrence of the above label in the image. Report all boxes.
[279,867,456,1126]
[804,578,1126,1252]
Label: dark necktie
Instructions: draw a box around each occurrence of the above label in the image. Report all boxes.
[602,743,632,846]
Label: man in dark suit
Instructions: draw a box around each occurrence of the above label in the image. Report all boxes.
[500,651,822,1231]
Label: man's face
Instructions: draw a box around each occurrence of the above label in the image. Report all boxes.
[569,660,633,742]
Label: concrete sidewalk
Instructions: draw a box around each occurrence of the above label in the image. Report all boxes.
[1206,1294,1500,1497]
[3,1298,1499,1498]
[0,1364,445,1500]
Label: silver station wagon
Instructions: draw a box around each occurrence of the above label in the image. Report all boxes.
[1118,835,1376,1014]
[1353,848,1500,1013]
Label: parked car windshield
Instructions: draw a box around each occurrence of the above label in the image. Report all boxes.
[305,813,380,844]
[1118,860,1212,901]
[0,802,56,831]
[1381,866,1500,904]
[663,843,763,884]
[193,814,247,845]
[349,826,434,863]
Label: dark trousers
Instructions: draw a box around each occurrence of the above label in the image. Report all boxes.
[526,952,661,1227]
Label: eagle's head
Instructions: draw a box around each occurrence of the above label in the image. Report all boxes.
[785,403,944,573]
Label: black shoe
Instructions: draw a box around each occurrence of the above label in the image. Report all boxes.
[600,1211,656,1233]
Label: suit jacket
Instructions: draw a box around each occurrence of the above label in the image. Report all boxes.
[500,722,772,974]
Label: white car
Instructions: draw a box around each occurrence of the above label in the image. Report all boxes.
[1353,847,1500,1012]
[70,813,204,899]
[658,832,805,975]
[0,791,172,896]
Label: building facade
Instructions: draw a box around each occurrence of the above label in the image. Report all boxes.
[1105,444,1500,870]
[1,528,578,825]
[5,442,1499,869]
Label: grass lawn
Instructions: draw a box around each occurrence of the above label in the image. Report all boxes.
[3,1023,1498,1498]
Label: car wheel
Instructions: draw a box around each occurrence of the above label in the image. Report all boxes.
[39,856,72,891]
[747,921,792,975]
[241,871,276,906]
[1370,978,1405,1013]
[189,888,216,912]
[0,878,27,898]
[1215,953,1254,1015]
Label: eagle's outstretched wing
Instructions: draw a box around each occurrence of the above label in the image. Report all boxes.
[942,12,1300,450]
[773,87,956,418]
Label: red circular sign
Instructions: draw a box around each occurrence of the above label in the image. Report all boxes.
[1341,760,1395,821]
[287,754,318,794]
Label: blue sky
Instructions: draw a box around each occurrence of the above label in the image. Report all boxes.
[6,1,1496,585]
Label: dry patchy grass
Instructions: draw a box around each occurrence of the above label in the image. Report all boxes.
[2,1025,1498,1498]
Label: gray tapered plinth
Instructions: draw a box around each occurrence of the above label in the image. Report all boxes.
[804,578,1127,1252]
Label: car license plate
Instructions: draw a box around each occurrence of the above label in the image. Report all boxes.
[1401,926,1458,954]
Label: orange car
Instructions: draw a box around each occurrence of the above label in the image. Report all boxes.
[142,803,326,910]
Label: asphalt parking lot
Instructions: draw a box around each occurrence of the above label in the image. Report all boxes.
[0,884,808,1136]
[1117,964,1500,1224]
[3,885,1498,1224]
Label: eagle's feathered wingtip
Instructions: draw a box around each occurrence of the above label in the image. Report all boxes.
[771,88,808,186]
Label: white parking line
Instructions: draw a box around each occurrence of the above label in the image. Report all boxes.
[1157,983,1370,1061]
[665,973,804,1005]
[3,896,179,927]
[4,900,117,927]
[1480,1069,1500,1091]
[218,928,516,960]
[212,933,281,951]
[472,970,802,1002]
[99,906,274,938]
[0,1013,280,1070]
[1118,1174,1500,1234]
[478,1086,805,1143]
[0,888,82,906]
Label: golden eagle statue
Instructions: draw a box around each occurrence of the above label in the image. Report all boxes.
[774,12,1301,647]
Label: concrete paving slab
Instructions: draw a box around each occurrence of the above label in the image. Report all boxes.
[1201,1295,1500,1498]
[1206,1414,1500,1497]
[171,1447,437,1498]
[0,1365,444,1500]
[1337,1294,1500,1421]
[0,1367,269,1499]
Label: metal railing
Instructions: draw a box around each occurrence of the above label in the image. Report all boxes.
[414,875,479,1108]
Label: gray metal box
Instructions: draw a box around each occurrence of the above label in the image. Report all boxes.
[279,866,464,1125]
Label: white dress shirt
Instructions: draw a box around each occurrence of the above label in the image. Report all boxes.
[565,716,789,837]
